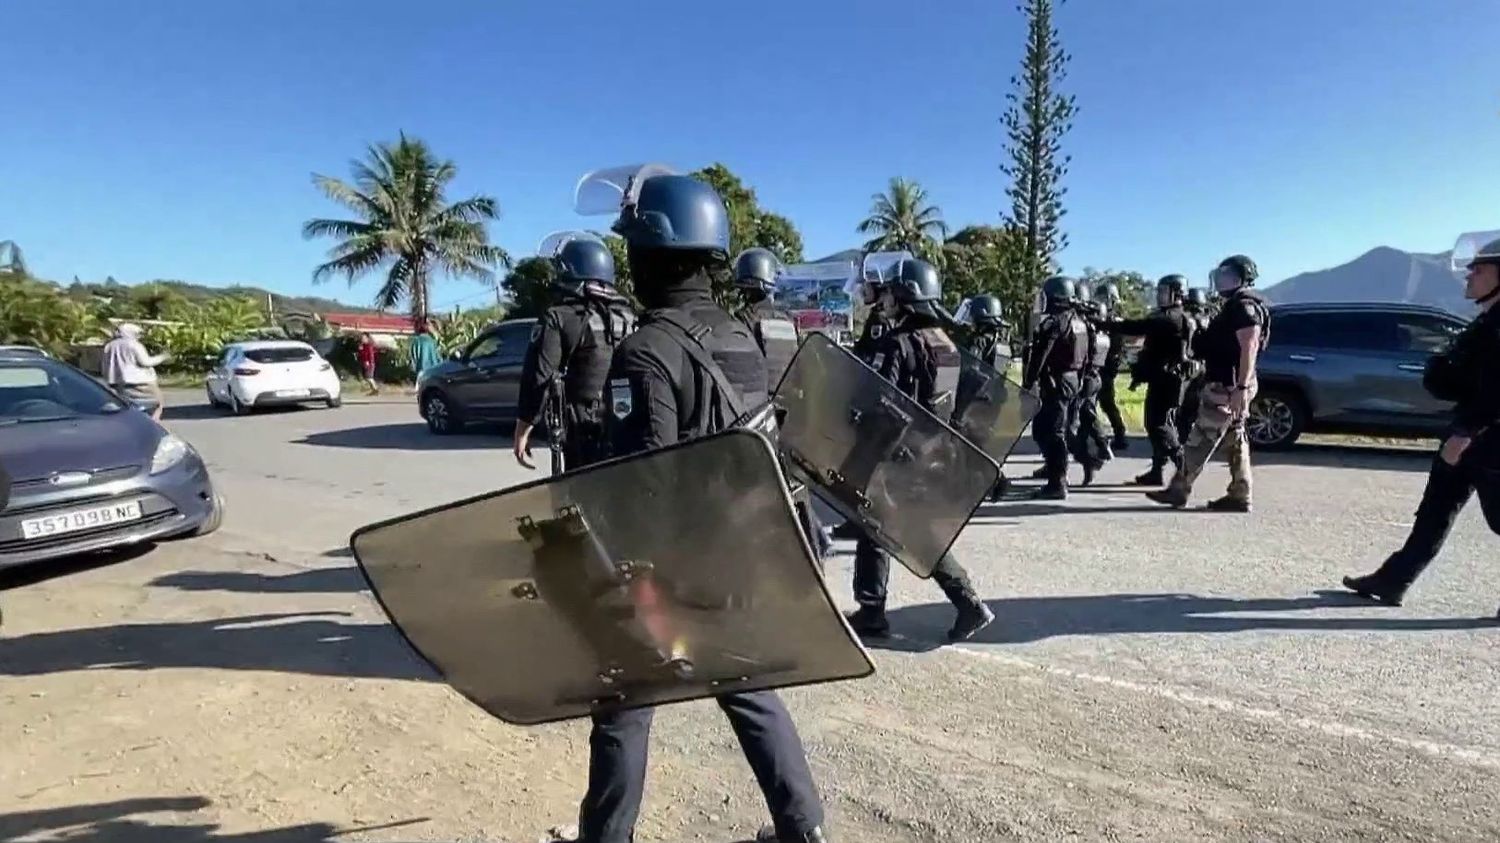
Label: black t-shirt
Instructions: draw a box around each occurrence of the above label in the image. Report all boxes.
[1201,292,1267,386]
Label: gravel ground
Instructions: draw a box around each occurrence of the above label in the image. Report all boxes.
[2,391,1497,843]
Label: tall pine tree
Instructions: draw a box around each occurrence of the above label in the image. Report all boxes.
[999,0,1077,322]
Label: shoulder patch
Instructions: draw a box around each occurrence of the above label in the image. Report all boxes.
[869,321,886,339]
[609,378,633,420]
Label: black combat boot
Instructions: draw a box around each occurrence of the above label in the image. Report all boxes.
[1031,483,1067,500]
[947,599,995,642]
[757,825,829,842]
[1205,495,1251,513]
[845,605,890,637]
[1030,465,1050,480]
[1081,463,1096,487]
[1341,570,1407,607]
[1145,487,1188,508]
[1132,468,1164,486]
[1112,433,1129,452]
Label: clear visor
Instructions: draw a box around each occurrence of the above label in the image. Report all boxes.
[572,163,679,216]
[1452,229,1500,273]
[859,250,915,285]
[951,298,975,326]
[536,229,607,258]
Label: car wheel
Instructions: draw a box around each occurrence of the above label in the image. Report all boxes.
[205,385,220,408]
[1247,388,1305,449]
[326,396,343,409]
[228,391,251,416]
[193,493,226,537]
[423,390,462,435]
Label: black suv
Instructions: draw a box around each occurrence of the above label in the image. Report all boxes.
[1248,302,1467,448]
[416,318,539,434]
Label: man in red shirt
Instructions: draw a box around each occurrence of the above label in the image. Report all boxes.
[356,333,380,395]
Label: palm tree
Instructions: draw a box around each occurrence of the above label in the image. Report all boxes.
[0,240,27,278]
[302,134,509,324]
[856,178,949,260]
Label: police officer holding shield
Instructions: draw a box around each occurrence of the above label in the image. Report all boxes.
[1111,275,1195,486]
[586,171,829,843]
[514,234,636,473]
[961,294,1012,368]
[1342,233,1500,611]
[1023,276,1089,500]
[846,258,995,642]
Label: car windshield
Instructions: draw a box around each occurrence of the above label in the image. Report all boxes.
[0,363,126,424]
[243,347,315,364]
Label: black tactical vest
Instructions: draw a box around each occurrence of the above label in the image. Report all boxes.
[644,301,769,439]
[1045,312,1089,374]
[562,301,635,407]
[747,300,800,392]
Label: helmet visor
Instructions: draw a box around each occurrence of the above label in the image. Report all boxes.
[1452,229,1500,273]
[573,163,679,216]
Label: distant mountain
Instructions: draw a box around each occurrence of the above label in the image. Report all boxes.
[61,278,376,315]
[809,249,864,265]
[1263,247,1466,315]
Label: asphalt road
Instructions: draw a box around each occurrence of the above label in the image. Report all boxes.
[2,390,1498,843]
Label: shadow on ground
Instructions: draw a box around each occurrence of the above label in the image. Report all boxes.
[0,797,433,843]
[161,403,316,422]
[1253,442,1432,473]
[0,611,432,681]
[296,423,511,451]
[0,543,155,591]
[868,590,1498,651]
[150,567,367,595]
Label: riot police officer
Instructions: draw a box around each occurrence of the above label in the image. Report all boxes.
[734,247,801,387]
[1111,275,1195,486]
[514,235,635,473]
[962,294,1012,367]
[1068,284,1114,486]
[587,173,829,843]
[1023,276,1089,499]
[830,261,896,540]
[1094,282,1130,451]
[1342,234,1500,611]
[846,258,995,643]
[1177,288,1213,443]
[1147,256,1269,512]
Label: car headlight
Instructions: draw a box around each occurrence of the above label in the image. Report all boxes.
[150,433,192,475]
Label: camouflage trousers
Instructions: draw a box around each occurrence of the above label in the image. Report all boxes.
[1167,382,1253,503]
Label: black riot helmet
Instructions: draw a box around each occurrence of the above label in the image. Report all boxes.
[733,247,782,295]
[613,174,730,258]
[1184,287,1208,312]
[552,237,617,299]
[1041,275,1076,311]
[1074,283,1094,306]
[968,294,1005,328]
[1211,254,1258,293]
[890,258,945,320]
[1156,274,1187,308]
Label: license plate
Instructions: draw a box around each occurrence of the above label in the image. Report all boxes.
[21,501,144,540]
[277,389,310,398]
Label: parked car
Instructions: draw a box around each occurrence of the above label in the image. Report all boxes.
[1247,301,1467,448]
[205,340,342,415]
[0,345,50,359]
[0,356,223,570]
[417,318,539,434]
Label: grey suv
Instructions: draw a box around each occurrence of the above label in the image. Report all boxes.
[415,318,539,434]
[1248,302,1467,448]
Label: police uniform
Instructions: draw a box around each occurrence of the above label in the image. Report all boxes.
[1151,287,1269,509]
[1343,303,1500,606]
[1096,315,1128,449]
[1113,304,1195,483]
[969,328,1011,370]
[517,298,634,469]
[1024,305,1088,495]
[1177,305,1213,443]
[1066,306,1113,481]
[579,172,826,843]
[741,298,801,391]
[850,318,988,634]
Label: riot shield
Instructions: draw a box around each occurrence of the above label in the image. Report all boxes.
[773,333,999,578]
[948,346,1040,466]
[1452,229,1500,273]
[350,428,872,726]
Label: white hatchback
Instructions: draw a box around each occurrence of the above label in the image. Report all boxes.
[205,340,342,415]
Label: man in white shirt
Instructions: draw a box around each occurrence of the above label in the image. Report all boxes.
[102,323,170,421]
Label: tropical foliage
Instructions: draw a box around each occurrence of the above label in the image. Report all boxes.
[303,134,510,324]
[857,177,949,263]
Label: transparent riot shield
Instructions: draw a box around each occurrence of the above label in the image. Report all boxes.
[773,333,1000,578]
[949,346,1040,466]
[1452,229,1500,273]
[349,428,873,726]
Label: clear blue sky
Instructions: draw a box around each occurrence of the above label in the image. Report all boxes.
[4,0,1495,311]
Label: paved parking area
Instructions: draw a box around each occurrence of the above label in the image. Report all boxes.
[2,391,1498,842]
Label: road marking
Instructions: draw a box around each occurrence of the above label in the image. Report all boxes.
[921,638,1500,770]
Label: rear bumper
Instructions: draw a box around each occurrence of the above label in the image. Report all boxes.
[0,456,218,570]
[249,388,334,407]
